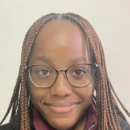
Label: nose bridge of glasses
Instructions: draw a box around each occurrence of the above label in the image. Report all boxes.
[57,70,66,72]
[56,69,68,79]
[57,69,66,74]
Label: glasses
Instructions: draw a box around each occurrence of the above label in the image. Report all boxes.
[25,63,98,88]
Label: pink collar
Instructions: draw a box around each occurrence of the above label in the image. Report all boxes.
[84,104,98,130]
[33,104,98,130]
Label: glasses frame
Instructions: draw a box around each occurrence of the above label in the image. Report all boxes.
[25,63,98,88]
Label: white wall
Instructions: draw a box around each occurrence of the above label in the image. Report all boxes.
[0,0,130,124]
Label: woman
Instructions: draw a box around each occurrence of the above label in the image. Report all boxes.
[0,13,130,130]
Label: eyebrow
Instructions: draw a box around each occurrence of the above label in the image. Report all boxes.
[32,56,53,64]
[70,57,89,63]
[32,56,88,65]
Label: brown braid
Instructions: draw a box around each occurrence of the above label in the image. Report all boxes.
[0,13,130,130]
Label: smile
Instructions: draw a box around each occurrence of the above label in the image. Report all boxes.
[44,102,79,113]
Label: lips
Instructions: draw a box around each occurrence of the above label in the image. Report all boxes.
[44,102,80,113]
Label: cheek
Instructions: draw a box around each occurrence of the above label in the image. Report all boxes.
[75,83,94,107]
[28,81,49,107]
[83,84,94,98]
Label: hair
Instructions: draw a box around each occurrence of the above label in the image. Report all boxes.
[0,13,130,130]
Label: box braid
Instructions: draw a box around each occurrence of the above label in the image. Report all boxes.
[0,13,130,130]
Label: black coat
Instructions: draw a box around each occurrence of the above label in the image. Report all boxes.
[0,113,130,130]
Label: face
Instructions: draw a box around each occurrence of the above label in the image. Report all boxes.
[29,20,94,130]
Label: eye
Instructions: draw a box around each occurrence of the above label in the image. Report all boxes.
[38,69,50,76]
[73,69,85,76]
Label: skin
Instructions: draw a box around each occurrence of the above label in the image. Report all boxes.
[29,20,94,130]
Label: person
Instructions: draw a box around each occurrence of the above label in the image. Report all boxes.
[0,13,130,130]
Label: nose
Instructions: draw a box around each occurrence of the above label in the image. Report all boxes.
[50,72,72,98]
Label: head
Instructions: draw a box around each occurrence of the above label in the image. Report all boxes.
[28,18,95,129]
[1,13,129,130]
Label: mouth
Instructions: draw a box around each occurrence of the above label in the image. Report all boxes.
[44,102,80,114]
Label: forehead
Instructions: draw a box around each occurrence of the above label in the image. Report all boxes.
[31,20,90,67]
[35,20,86,46]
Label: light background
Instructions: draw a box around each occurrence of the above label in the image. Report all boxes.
[0,0,130,124]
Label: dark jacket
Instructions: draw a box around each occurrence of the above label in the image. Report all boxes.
[0,113,130,130]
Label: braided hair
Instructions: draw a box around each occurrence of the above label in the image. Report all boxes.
[0,13,130,130]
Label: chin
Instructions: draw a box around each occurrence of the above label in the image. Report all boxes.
[48,117,77,130]
[39,103,84,129]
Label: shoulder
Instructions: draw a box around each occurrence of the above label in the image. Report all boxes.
[118,114,130,130]
[0,123,14,130]
[0,110,34,130]
[0,114,20,130]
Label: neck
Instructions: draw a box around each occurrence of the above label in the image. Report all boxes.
[57,112,87,130]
